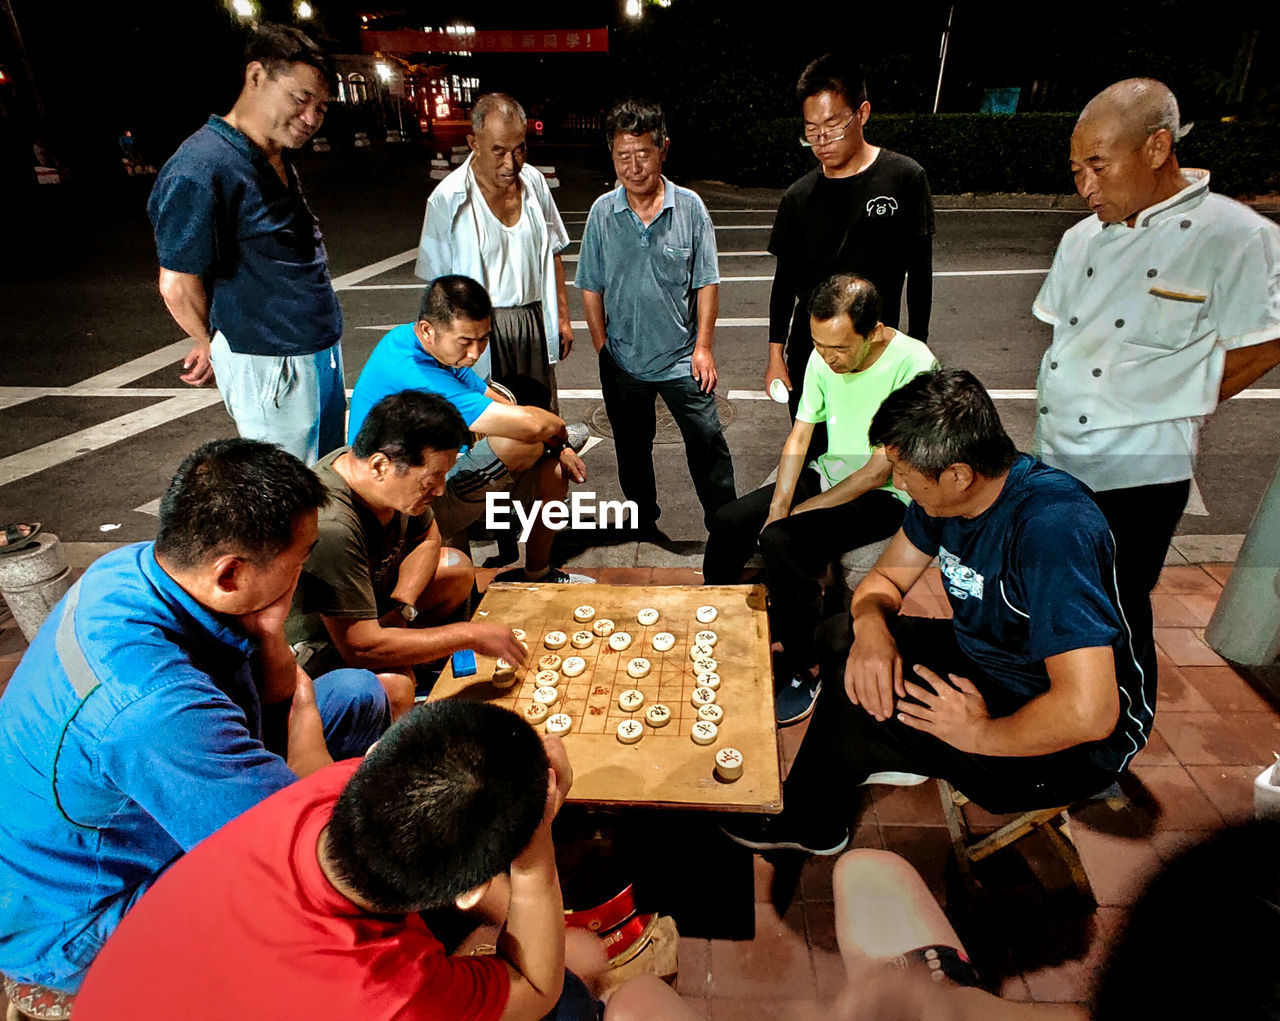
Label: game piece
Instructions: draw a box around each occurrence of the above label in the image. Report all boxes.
[651,632,675,652]
[696,605,718,624]
[592,618,615,637]
[715,747,744,781]
[693,657,718,677]
[573,605,596,623]
[571,630,594,649]
[691,720,718,745]
[524,702,548,724]
[645,703,672,728]
[544,630,568,649]
[616,719,644,744]
[697,703,724,724]
[492,659,517,690]
[546,713,572,736]
[637,608,659,626]
[691,686,717,707]
[688,643,714,661]
[618,689,645,712]
[562,656,587,678]
[694,630,718,647]
[699,671,721,690]
[492,672,518,691]
[609,632,633,651]
[538,653,563,671]
[626,657,651,679]
[533,686,560,708]
[535,669,560,688]
[511,628,527,642]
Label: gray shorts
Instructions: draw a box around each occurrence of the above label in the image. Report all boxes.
[433,437,517,540]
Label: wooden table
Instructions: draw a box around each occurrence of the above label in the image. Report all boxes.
[430,582,782,813]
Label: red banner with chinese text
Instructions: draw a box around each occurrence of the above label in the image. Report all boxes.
[360,29,609,55]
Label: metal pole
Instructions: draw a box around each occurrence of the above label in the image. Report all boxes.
[933,4,955,115]
[1205,457,1280,665]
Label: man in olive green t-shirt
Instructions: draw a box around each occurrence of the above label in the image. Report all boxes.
[287,391,527,717]
[703,275,937,725]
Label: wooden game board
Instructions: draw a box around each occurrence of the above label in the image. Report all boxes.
[429,583,782,812]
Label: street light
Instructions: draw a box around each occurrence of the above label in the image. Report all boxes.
[230,0,256,19]
[375,61,393,83]
[296,1,313,19]
[624,0,641,18]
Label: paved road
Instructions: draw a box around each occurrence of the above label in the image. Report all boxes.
[2,143,1277,564]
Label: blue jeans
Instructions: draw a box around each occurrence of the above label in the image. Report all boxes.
[598,345,736,530]
[262,668,390,761]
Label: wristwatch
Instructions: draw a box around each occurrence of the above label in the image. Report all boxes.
[396,601,419,624]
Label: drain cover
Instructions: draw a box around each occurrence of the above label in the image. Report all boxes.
[587,395,735,445]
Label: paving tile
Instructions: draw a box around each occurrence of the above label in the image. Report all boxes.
[475,567,498,593]
[1181,665,1274,713]
[1201,562,1234,587]
[801,900,839,953]
[0,625,30,657]
[640,545,706,568]
[1129,727,1178,766]
[1154,565,1221,595]
[869,780,947,827]
[810,948,847,999]
[680,995,710,1019]
[707,903,817,999]
[1150,654,1214,712]
[676,937,712,997]
[752,857,776,904]
[798,854,838,903]
[651,567,705,586]
[999,974,1034,1001]
[709,998,827,1020]
[1186,764,1263,824]
[1069,825,1163,907]
[1127,764,1224,830]
[1172,592,1220,628]
[1153,628,1228,667]
[880,825,954,905]
[1148,828,1217,864]
[1151,592,1206,628]
[597,567,652,585]
[561,542,639,569]
[1170,535,1242,565]
[1020,907,1124,1002]
[1155,711,1280,766]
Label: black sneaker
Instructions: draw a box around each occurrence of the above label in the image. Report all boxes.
[719,813,849,856]
[493,566,597,584]
[775,675,821,726]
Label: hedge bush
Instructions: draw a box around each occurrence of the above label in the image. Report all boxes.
[716,114,1280,196]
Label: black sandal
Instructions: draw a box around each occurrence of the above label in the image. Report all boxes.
[0,522,42,555]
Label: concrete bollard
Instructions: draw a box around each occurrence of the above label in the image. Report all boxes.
[1205,457,1280,665]
[0,532,72,641]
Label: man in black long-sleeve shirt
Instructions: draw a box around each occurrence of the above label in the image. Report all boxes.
[765,55,935,443]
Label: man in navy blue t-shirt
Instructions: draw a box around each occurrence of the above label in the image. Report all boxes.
[148,24,344,465]
[726,369,1152,856]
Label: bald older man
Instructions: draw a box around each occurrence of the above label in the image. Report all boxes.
[1033,77,1280,678]
[416,93,573,411]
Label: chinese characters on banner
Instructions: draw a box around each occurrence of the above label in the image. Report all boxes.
[360,28,610,54]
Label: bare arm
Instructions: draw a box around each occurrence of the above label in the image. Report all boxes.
[553,254,574,359]
[157,268,215,385]
[845,531,935,721]
[691,284,720,393]
[322,614,526,673]
[764,419,816,529]
[896,645,1121,756]
[469,402,568,444]
[387,523,442,609]
[1220,337,1280,400]
[791,448,893,517]
[497,736,572,1021]
[582,289,608,354]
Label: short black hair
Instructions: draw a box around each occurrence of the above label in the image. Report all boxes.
[326,700,549,913]
[868,369,1018,480]
[418,275,493,329]
[809,275,882,338]
[351,391,471,469]
[1093,820,1280,1020]
[605,98,667,149]
[796,53,868,108]
[244,21,333,82]
[155,438,328,569]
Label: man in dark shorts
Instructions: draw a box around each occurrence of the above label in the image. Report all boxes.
[724,370,1152,855]
[764,53,935,456]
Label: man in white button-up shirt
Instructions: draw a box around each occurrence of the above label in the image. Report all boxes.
[1033,77,1280,679]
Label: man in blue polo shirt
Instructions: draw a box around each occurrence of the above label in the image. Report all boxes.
[148,23,344,464]
[576,99,736,535]
[349,276,592,585]
[0,440,389,995]
[725,370,1151,856]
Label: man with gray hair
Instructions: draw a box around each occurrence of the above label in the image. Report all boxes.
[1033,77,1280,681]
[576,99,736,536]
[416,92,574,412]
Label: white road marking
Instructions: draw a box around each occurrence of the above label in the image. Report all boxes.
[561,250,770,264]
[330,249,418,289]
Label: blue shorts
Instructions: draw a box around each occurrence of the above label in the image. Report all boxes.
[542,970,604,1021]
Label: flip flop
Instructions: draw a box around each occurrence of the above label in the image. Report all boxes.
[0,522,41,555]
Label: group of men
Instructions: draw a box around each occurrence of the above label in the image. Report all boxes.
[1,16,1279,1021]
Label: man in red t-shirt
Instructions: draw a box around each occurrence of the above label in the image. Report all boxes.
[76,701,627,1020]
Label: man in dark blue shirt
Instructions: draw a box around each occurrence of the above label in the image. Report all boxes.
[725,369,1151,856]
[148,23,344,464]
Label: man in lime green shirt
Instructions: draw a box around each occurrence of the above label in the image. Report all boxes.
[704,274,937,724]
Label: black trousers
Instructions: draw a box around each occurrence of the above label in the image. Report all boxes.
[781,616,1118,825]
[703,472,905,670]
[1091,479,1190,683]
